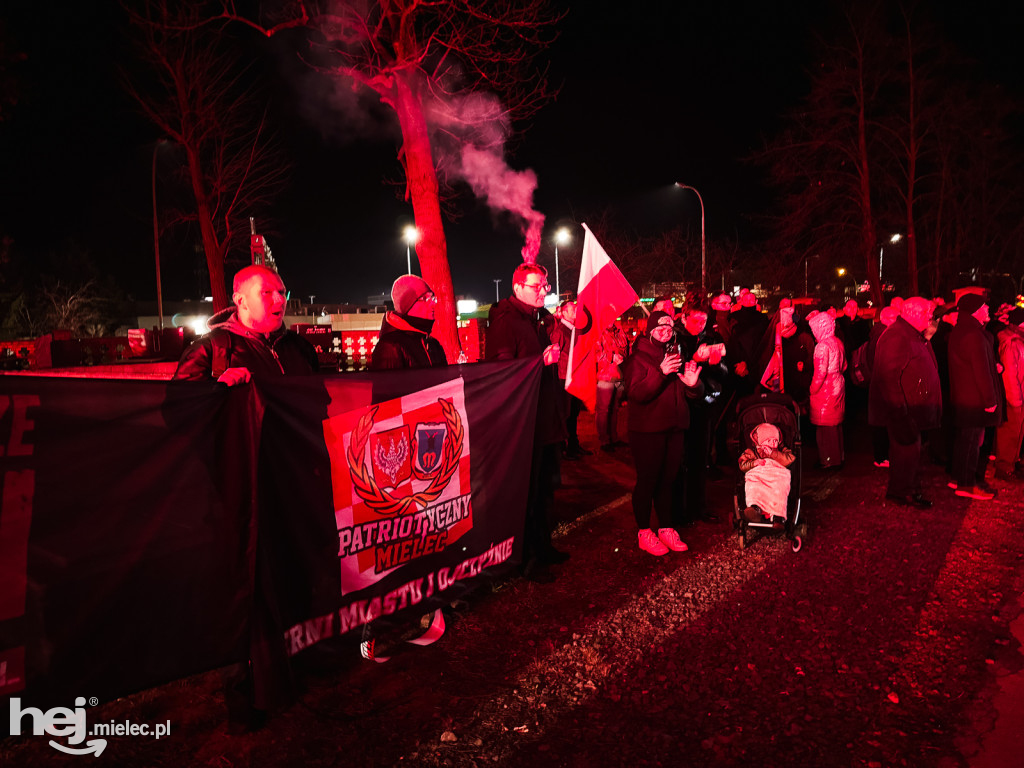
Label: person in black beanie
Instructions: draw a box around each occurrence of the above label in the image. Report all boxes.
[623,310,703,556]
[371,275,448,370]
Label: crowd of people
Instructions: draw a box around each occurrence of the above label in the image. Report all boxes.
[170,263,1024,730]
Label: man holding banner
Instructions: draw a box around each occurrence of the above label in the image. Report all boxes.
[486,263,568,582]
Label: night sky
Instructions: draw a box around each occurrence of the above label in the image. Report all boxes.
[0,1,1021,306]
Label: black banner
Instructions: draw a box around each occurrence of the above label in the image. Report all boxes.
[0,358,539,709]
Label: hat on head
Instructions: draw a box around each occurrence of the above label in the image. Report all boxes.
[957,292,986,317]
[646,310,675,335]
[1008,307,1024,326]
[391,274,431,315]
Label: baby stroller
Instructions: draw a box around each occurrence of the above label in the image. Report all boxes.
[732,391,807,552]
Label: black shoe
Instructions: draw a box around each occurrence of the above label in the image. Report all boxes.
[885,493,932,509]
[576,446,593,456]
[544,546,570,565]
[521,559,556,583]
[995,469,1024,483]
[613,440,628,447]
[697,511,720,523]
[600,443,615,453]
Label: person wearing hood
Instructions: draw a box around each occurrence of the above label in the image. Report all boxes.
[807,309,847,469]
[371,275,447,370]
[866,305,899,467]
[995,307,1024,482]
[948,292,1001,500]
[622,310,702,556]
[174,264,318,382]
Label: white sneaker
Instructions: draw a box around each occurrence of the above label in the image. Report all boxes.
[638,528,669,556]
[657,528,689,552]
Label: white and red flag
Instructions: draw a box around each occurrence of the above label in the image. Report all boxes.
[566,224,639,411]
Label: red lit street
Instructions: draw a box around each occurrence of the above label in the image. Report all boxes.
[3,415,1022,768]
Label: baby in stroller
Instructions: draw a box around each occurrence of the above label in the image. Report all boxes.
[739,422,796,526]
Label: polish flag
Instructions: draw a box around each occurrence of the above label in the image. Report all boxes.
[566,224,639,411]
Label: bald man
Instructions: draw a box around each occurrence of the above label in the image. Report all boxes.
[868,297,942,508]
[174,265,318,383]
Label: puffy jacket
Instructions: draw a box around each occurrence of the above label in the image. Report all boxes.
[370,312,447,370]
[173,309,318,380]
[949,314,1001,427]
[868,316,942,438]
[622,335,702,432]
[807,312,846,426]
[999,325,1024,408]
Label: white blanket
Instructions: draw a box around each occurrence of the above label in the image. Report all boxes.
[744,458,792,520]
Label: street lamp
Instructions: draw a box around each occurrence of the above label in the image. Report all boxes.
[553,227,571,298]
[675,183,706,298]
[493,279,502,303]
[402,225,420,275]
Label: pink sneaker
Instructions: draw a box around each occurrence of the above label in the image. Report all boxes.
[638,528,669,556]
[657,528,689,552]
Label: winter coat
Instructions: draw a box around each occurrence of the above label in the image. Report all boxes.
[868,316,942,440]
[730,305,769,372]
[807,312,846,426]
[949,314,1002,427]
[998,325,1024,409]
[622,335,703,433]
[173,309,318,380]
[370,312,447,370]
[679,326,729,406]
[486,296,566,446]
[596,326,629,382]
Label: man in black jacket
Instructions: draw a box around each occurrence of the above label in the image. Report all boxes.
[948,292,1001,500]
[173,264,324,732]
[486,263,567,582]
[174,264,318,382]
[371,275,448,370]
[868,297,942,508]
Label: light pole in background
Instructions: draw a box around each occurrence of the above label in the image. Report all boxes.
[553,227,571,298]
[879,232,902,286]
[151,139,168,331]
[403,225,420,275]
[675,182,706,298]
[493,279,502,302]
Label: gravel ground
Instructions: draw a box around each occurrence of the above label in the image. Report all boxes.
[3,413,1023,767]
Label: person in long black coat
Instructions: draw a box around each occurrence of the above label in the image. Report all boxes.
[868,297,942,508]
[948,293,1002,499]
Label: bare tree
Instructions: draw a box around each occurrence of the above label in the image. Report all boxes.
[122,1,290,310]
[215,0,560,359]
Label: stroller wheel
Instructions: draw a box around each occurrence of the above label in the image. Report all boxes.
[791,535,803,553]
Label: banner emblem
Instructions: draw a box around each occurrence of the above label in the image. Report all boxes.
[371,426,411,489]
[413,422,447,479]
[346,398,464,517]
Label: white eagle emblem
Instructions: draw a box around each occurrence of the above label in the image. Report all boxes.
[374,435,409,487]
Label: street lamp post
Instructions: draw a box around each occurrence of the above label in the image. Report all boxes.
[151,140,167,331]
[402,225,420,275]
[493,279,502,303]
[553,227,571,298]
[879,233,902,287]
[675,182,706,298]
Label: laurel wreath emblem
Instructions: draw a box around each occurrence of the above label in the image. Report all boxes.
[346,398,464,516]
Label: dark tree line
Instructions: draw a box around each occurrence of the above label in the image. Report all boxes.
[755,0,1024,304]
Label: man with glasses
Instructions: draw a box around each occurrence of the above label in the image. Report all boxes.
[486,263,568,582]
[371,274,448,370]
